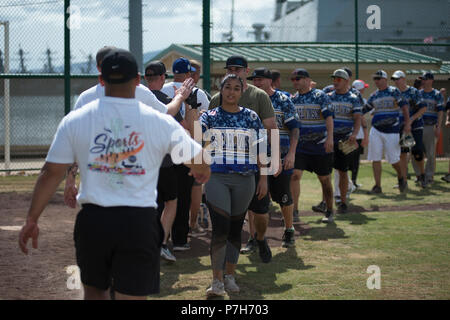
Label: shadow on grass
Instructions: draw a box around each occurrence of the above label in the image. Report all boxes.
[334,208,377,225]
[231,246,315,300]
[301,220,349,241]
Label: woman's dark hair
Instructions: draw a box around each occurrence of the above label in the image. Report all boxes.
[413,78,422,89]
[220,74,244,92]
[219,74,244,105]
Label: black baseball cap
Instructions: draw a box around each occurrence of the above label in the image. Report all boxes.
[224,55,248,69]
[247,67,272,80]
[101,49,138,84]
[291,68,310,79]
[145,61,167,77]
[419,72,434,80]
[95,46,117,67]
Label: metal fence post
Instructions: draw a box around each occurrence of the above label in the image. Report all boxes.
[1,21,10,172]
[354,0,359,79]
[64,0,71,115]
[202,0,211,94]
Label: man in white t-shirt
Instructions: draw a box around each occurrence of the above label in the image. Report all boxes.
[18,49,210,300]
[64,47,195,208]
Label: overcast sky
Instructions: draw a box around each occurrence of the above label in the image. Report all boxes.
[0,0,274,70]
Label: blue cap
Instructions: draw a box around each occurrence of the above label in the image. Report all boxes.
[172,57,196,74]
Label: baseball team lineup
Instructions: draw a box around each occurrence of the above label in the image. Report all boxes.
[17,46,450,300]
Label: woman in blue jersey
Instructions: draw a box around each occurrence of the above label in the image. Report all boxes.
[200,74,267,298]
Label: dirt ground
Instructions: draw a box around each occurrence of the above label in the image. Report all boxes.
[1,191,449,300]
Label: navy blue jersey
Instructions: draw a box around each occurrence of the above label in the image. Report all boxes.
[275,88,292,98]
[398,86,426,131]
[291,88,334,155]
[328,90,362,142]
[200,106,265,175]
[364,86,408,134]
[271,91,299,175]
[323,85,334,94]
[420,89,445,126]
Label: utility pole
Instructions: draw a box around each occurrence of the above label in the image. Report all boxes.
[18,45,27,73]
[129,0,143,73]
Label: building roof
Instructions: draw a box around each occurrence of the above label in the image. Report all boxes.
[148,43,442,67]
[407,61,450,76]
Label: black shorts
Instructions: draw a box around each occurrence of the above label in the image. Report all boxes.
[269,172,293,207]
[157,166,177,213]
[248,173,271,214]
[294,152,333,176]
[74,204,164,296]
[333,144,354,172]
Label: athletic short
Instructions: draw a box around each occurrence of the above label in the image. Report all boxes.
[248,173,271,214]
[269,172,292,207]
[74,204,164,296]
[294,152,333,176]
[367,127,400,164]
[157,166,177,203]
[333,143,355,172]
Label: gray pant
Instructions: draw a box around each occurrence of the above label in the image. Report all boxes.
[412,125,436,180]
[205,173,255,270]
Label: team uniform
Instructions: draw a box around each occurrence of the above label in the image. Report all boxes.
[210,84,274,214]
[363,86,408,164]
[268,91,299,208]
[413,89,445,181]
[398,86,426,160]
[328,90,362,171]
[200,106,265,277]
[48,96,202,296]
[291,88,334,175]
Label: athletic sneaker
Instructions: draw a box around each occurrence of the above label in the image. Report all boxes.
[206,279,226,298]
[312,201,327,213]
[367,185,382,195]
[348,183,357,194]
[160,244,176,262]
[398,178,407,193]
[321,210,334,223]
[240,236,257,254]
[224,274,240,293]
[293,209,300,223]
[189,225,207,236]
[198,203,209,228]
[419,174,427,188]
[256,236,272,263]
[337,202,348,214]
[334,195,342,205]
[282,229,295,248]
[441,173,450,183]
[173,243,191,252]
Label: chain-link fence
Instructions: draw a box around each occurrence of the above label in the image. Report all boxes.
[1,0,450,173]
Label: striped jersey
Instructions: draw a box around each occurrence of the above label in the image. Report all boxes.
[328,90,362,142]
[200,106,265,175]
[364,86,407,134]
[291,88,334,155]
[419,89,444,126]
[398,86,426,131]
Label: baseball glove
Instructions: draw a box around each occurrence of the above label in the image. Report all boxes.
[338,139,358,155]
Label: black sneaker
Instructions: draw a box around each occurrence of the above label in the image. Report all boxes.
[337,202,348,214]
[419,174,427,188]
[312,201,327,213]
[256,237,272,263]
[321,210,334,223]
[240,236,257,254]
[441,173,450,183]
[293,209,300,223]
[282,229,295,248]
[367,185,382,194]
[398,178,407,193]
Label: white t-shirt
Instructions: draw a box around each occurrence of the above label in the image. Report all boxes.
[73,83,168,114]
[161,82,209,117]
[47,96,202,207]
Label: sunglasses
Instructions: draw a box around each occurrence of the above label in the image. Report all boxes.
[290,76,306,81]
[373,77,383,81]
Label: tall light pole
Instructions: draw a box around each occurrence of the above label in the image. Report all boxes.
[129,0,143,73]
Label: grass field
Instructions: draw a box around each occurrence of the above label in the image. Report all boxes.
[1,160,449,300]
